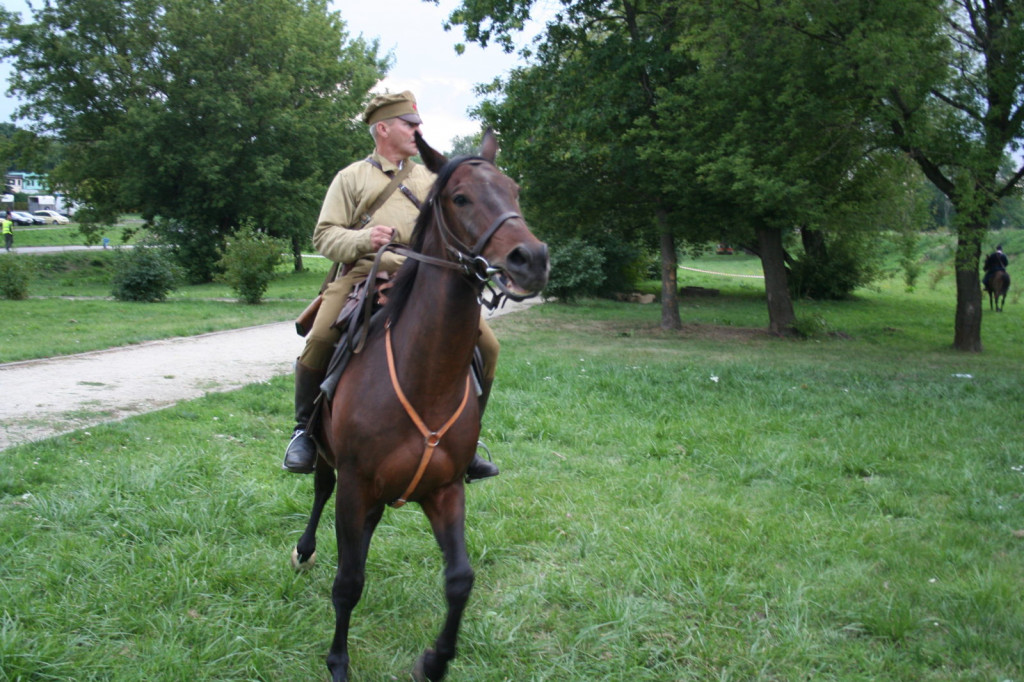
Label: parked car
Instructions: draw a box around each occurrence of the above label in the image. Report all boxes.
[33,209,70,225]
[10,211,46,226]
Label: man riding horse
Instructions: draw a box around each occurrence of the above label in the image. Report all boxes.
[982,244,1009,290]
[283,91,500,482]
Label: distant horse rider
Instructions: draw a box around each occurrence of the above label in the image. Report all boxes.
[982,244,1009,290]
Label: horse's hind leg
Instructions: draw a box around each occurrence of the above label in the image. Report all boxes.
[292,455,335,570]
[413,484,474,682]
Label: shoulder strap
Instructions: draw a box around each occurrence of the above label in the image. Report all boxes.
[317,160,416,293]
[357,158,417,227]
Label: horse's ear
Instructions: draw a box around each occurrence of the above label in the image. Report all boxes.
[415,132,447,173]
[480,128,498,163]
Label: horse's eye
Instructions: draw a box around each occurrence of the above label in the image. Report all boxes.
[453,194,469,207]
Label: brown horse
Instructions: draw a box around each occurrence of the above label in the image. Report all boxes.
[290,129,548,682]
[986,270,1010,312]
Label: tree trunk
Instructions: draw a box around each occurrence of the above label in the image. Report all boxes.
[800,227,827,262]
[952,226,984,352]
[291,234,304,272]
[755,221,796,335]
[657,209,681,330]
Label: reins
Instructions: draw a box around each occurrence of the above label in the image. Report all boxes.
[385,321,471,509]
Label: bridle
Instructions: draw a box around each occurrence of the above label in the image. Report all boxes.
[388,156,535,308]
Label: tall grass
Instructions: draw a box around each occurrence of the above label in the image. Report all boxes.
[1,293,1022,680]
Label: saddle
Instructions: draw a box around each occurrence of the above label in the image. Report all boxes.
[319,272,392,401]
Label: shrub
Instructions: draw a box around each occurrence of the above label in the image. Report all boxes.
[111,240,181,302]
[788,231,882,300]
[217,222,287,304]
[150,216,230,284]
[0,254,32,300]
[544,236,606,303]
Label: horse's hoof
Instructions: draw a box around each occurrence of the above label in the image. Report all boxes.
[411,649,432,682]
[290,547,316,572]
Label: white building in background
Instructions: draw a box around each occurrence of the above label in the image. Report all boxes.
[4,171,77,216]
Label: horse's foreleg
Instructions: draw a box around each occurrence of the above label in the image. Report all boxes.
[414,484,474,682]
[292,456,335,570]
[326,492,383,682]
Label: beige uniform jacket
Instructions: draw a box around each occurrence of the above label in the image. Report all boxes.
[312,150,435,277]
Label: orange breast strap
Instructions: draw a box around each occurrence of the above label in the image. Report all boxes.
[386,321,471,508]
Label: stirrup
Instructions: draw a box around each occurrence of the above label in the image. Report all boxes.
[466,441,500,483]
[282,429,317,474]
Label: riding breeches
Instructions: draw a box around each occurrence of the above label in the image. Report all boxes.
[298,270,499,382]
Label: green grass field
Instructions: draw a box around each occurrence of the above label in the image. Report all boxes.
[6,218,147,248]
[0,252,333,363]
[0,234,1022,680]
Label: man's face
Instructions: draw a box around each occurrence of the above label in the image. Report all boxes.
[380,118,421,159]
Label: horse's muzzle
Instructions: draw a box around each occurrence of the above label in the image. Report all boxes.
[499,242,549,298]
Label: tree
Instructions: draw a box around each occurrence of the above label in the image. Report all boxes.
[885,0,1024,351]
[456,0,905,333]
[775,0,1024,351]
[0,0,387,281]
[446,133,483,157]
[466,0,707,328]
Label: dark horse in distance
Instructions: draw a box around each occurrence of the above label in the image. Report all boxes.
[290,129,549,682]
[985,269,1010,312]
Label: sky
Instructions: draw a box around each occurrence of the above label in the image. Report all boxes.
[338,0,546,150]
[0,0,547,151]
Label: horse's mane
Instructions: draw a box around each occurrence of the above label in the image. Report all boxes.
[377,155,485,325]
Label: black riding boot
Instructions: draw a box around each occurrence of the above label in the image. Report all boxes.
[282,361,326,474]
[466,377,500,483]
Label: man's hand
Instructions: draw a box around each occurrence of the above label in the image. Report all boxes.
[370,225,396,251]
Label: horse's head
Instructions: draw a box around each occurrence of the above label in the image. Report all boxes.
[415,129,549,300]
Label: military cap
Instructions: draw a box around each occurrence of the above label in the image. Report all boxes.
[362,90,422,126]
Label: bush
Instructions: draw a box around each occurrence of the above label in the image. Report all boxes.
[0,254,32,300]
[788,230,882,300]
[150,217,231,284]
[111,240,181,302]
[544,236,606,303]
[217,222,287,304]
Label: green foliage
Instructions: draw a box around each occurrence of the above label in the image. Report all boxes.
[110,242,181,302]
[543,236,606,303]
[789,312,832,338]
[149,216,227,284]
[216,222,288,304]
[1,0,389,281]
[787,231,882,300]
[455,0,1024,348]
[0,253,32,299]
[446,132,483,157]
[897,230,923,291]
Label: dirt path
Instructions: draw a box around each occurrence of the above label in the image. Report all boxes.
[0,299,538,451]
